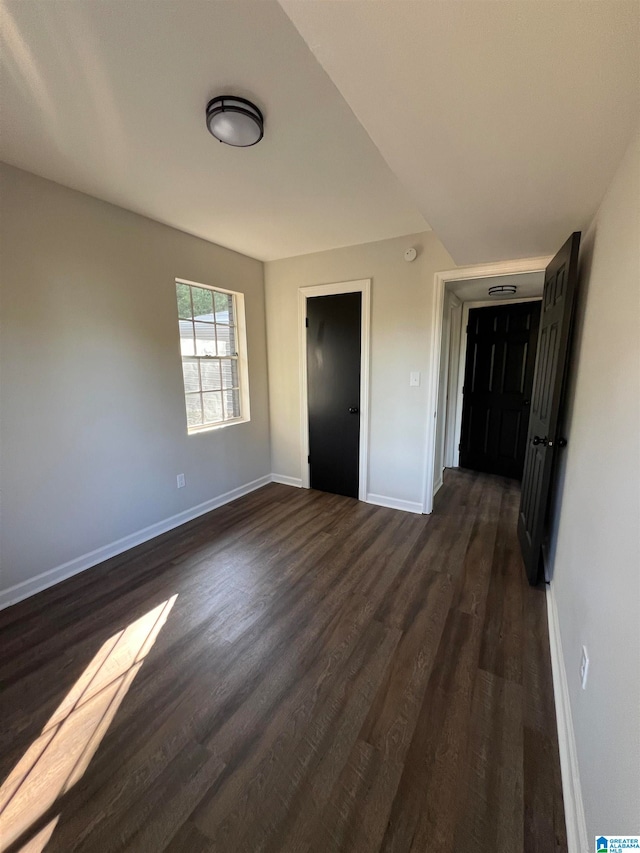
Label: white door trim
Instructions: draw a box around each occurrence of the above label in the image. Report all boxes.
[298,279,371,501]
[546,584,589,853]
[422,256,552,514]
[443,295,462,469]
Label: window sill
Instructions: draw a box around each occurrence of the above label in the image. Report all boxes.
[187,416,250,436]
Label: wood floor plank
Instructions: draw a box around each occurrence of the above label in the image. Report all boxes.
[364,572,453,745]
[378,607,482,853]
[0,472,567,853]
[306,738,382,853]
[454,669,524,853]
[523,727,567,853]
[193,617,402,851]
[74,741,223,853]
[455,476,503,616]
[479,484,525,683]
[163,821,212,853]
[522,575,568,853]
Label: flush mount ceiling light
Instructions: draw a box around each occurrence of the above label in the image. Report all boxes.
[488,284,517,296]
[206,96,264,147]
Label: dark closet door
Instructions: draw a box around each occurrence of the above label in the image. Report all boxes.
[459,301,541,479]
[307,292,361,498]
[518,232,581,585]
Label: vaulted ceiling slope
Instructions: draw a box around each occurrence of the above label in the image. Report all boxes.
[0,1,427,261]
[280,0,640,265]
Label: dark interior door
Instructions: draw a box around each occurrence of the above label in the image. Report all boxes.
[518,232,581,585]
[459,301,541,479]
[307,292,361,498]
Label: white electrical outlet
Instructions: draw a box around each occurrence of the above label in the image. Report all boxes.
[177,473,186,489]
[580,645,589,689]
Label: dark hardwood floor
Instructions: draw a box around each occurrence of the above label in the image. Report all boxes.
[0,470,567,853]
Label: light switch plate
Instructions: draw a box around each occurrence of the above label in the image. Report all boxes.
[410,371,421,387]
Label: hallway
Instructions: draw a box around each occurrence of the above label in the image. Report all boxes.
[0,470,566,852]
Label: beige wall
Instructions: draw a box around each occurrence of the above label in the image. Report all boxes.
[0,164,270,601]
[548,128,640,838]
[265,232,455,508]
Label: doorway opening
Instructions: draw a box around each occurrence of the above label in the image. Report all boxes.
[298,279,371,501]
[423,258,550,514]
[458,299,541,478]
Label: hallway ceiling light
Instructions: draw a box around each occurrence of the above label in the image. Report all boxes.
[488,284,517,296]
[206,96,264,147]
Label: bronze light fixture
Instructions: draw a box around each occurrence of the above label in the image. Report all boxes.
[488,284,517,296]
[206,96,264,147]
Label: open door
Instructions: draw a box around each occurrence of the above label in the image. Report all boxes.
[518,233,581,584]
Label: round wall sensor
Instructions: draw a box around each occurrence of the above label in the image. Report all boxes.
[404,247,417,262]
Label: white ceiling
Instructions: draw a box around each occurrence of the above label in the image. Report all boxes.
[0,1,427,261]
[280,0,640,265]
[449,272,544,303]
[1,2,638,265]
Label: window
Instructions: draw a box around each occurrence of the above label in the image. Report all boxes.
[175,279,250,433]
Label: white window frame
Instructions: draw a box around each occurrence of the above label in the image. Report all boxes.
[176,278,250,434]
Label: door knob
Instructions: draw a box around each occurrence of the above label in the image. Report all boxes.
[348,407,359,414]
[532,435,548,446]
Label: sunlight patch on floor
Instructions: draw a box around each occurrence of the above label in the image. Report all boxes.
[13,815,60,853]
[0,595,177,852]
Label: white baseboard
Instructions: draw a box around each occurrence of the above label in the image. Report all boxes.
[270,473,303,488]
[546,584,588,853]
[433,474,444,498]
[366,493,423,515]
[0,474,272,611]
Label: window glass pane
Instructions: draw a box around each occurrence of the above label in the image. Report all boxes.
[214,291,233,324]
[176,283,193,319]
[220,358,238,389]
[190,286,213,320]
[224,389,241,420]
[179,319,195,356]
[194,322,216,356]
[201,359,222,391]
[182,358,200,393]
[215,324,234,356]
[185,394,203,427]
[203,391,223,424]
